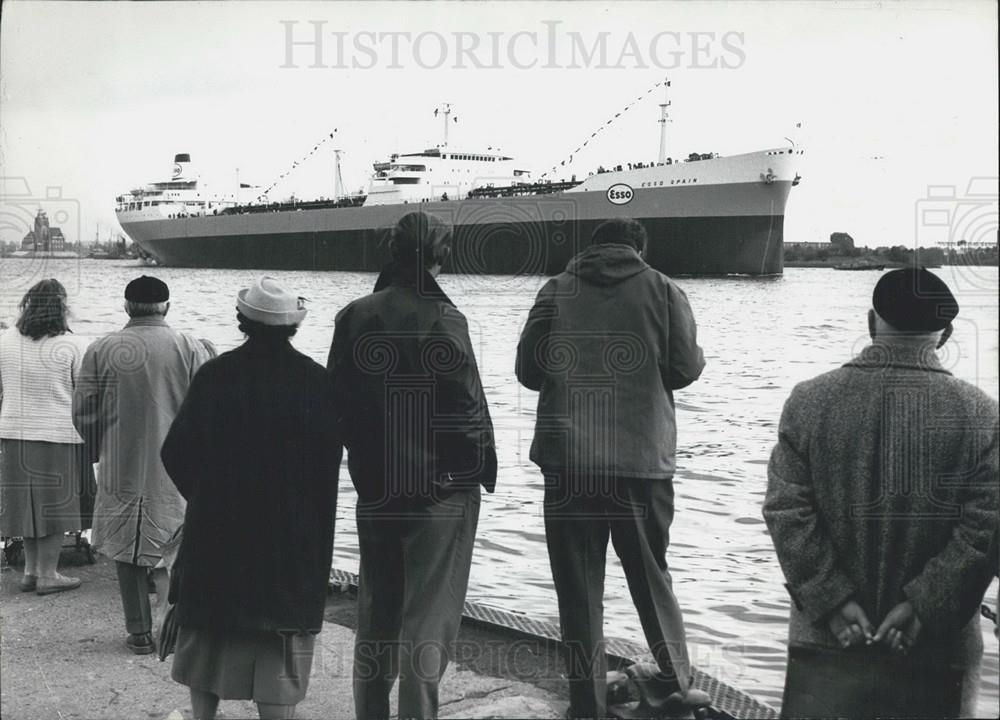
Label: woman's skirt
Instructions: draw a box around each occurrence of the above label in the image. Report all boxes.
[171,625,317,705]
[0,439,94,537]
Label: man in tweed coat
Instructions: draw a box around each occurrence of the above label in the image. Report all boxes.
[764,268,998,716]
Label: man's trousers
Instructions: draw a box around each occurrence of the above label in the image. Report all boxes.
[353,487,481,720]
[115,560,165,635]
[544,474,692,719]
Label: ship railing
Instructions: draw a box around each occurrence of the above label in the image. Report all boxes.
[467,180,583,199]
[220,195,367,215]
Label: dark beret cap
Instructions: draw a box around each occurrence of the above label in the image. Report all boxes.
[124,275,169,303]
[873,267,958,331]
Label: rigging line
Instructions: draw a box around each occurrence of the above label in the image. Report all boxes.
[256,130,339,201]
[539,79,664,180]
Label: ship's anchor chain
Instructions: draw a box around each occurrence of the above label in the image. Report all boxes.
[255,129,339,202]
[539,78,669,181]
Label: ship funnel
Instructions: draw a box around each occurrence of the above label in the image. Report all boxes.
[172,153,194,180]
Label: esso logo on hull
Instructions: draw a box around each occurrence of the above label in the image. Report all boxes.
[606,183,634,205]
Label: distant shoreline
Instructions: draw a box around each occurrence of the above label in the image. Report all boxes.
[784,260,899,269]
[2,252,996,270]
[785,259,998,269]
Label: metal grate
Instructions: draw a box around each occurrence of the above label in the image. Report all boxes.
[330,567,778,719]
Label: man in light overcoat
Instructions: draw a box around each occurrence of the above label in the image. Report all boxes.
[74,276,213,655]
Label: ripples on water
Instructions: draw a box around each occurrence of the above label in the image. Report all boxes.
[2,260,997,711]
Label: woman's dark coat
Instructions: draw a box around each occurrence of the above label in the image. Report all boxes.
[161,337,342,632]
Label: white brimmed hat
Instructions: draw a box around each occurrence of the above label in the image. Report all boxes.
[237,276,307,326]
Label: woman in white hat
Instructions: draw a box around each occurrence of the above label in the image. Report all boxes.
[162,276,343,720]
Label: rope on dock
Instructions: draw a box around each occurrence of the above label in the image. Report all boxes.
[329,567,778,719]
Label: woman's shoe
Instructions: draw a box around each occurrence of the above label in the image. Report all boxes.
[35,574,81,595]
[19,574,37,592]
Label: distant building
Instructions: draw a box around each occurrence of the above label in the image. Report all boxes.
[20,210,67,252]
[48,228,66,250]
[784,241,831,251]
[829,232,855,252]
[785,233,854,254]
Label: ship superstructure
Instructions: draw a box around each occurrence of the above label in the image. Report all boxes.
[115,154,238,223]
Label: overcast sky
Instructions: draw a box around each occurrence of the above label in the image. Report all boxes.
[1,0,997,248]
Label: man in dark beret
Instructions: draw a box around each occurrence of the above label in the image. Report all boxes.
[124,275,170,304]
[74,276,213,655]
[763,267,998,717]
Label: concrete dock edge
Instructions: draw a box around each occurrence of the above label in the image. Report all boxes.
[329,567,780,719]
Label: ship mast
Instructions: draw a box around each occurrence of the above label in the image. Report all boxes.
[332,149,345,200]
[440,103,452,147]
[657,79,671,165]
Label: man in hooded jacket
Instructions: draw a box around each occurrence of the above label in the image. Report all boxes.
[517,218,709,718]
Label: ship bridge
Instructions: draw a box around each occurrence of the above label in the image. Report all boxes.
[365,147,530,206]
[115,152,236,219]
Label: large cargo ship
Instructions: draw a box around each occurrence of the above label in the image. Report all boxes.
[115,96,802,276]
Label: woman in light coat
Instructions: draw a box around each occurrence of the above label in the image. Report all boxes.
[0,279,92,594]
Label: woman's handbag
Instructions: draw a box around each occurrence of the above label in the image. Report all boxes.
[157,526,184,662]
[780,642,963,719]
[157,603,178,662]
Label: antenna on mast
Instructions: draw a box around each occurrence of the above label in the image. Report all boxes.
[657,78,672,165]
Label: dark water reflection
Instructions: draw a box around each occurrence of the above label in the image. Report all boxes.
[2,260,996,711]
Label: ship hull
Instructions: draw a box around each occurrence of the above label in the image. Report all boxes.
[119,177,793,276]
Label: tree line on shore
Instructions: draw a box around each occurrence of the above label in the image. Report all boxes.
[785,232,999,267]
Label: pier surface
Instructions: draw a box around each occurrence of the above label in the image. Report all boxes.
[2,547,779,719]
[1,552,564,720]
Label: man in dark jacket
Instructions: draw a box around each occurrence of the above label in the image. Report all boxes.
[328,211,497,720]
[764,268,999,717]
[516,218,708,718]
[161,277,342,720]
